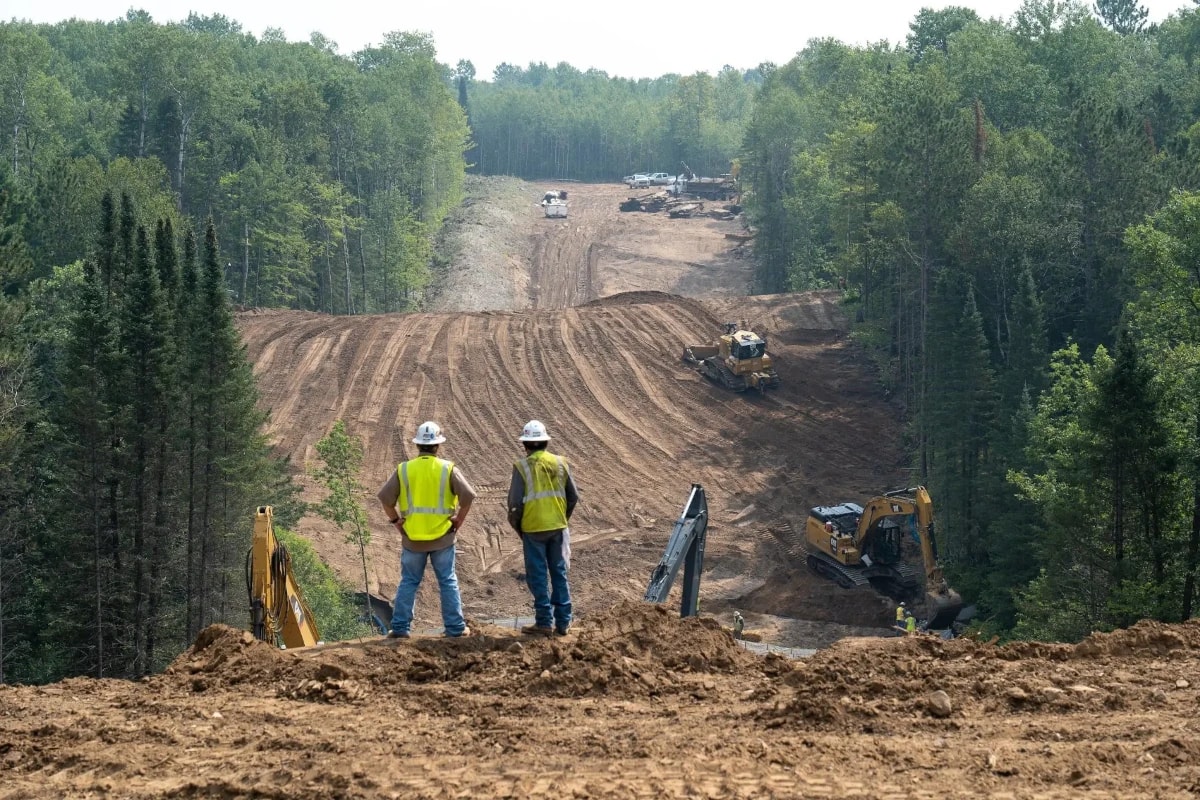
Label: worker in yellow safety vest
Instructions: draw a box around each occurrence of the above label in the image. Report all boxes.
[905,611,917,635]
[895,602,907,635]
[378,421,476,639]
[507,420,579,636]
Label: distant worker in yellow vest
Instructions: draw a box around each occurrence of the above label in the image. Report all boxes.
[507,420,579,636]
[378,421,476,639]
[905,611,917,635]
[895,602,907,634]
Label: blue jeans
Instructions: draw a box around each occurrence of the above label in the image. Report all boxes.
[390,545,466,636]
[522,532,571,631]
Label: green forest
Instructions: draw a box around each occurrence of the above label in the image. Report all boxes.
[2,0,1200,682]
[739,0,1200,640]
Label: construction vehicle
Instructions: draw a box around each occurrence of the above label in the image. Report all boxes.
[683,322,781,393]
[645,484,708,617]
[803,486,963,628]
[675,161,738,201]
[541,190,568,218]
[246,506,321,649]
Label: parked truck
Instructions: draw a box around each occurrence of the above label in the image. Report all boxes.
[676,175,737,200]
[542,190,568,218]
[674,162,738,200]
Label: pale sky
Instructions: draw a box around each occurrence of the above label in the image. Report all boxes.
[5,0,1194,79]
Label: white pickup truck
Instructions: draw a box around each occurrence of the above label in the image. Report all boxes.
[624,173,651,188]
[646,172,673,185]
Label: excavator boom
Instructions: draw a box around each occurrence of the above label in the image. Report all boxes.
[644,484,708,617]
[871,487,961,628]
[247,506,321,649]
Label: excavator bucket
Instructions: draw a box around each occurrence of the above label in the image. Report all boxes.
[924,587,964,630]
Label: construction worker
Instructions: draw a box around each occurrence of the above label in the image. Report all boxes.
[378,421,476,639]
[905,611,917,635]
[733,611,745,639]
[895,602,907,634]
[507,420,578,636]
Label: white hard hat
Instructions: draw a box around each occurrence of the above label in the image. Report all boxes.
[413,421,446,445]
[519,419,550,442]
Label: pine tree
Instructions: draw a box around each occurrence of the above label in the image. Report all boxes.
[0,180,33,684]
[1001,260,1049,406]
[975,261,1048,630]
[1093,0,1149,34]
[56,258,122,677]
[1089,328,1180,622]
[96,191,117,298]
[925,272,996,574]
[179,226,203,638]
[118,224,176,674]
[185,218,280,635]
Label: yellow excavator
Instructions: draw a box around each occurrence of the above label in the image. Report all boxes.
[683,322,781,393]
[246,506,321,648]
[803,486,963,629]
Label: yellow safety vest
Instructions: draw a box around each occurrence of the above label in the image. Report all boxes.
[397,455,456,541]
[896,606,905,623]
[516,450,569,534]
[905,616,916,633]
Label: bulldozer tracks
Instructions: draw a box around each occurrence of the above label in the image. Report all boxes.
[766,520,807,563]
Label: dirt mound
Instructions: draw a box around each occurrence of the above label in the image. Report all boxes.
[161,603,780,705]
[588,289,696,308]
[519,602,772,698]
[1066,618,1200,658]
[7,618,1200,798]
[764,621,1200,733]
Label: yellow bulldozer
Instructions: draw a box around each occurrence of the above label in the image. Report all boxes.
[682,322,781,393]
[803,486,963,629]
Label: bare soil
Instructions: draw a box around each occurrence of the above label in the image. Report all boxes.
[237,179,903,640]
[5,179,1195,799]
[3,606,1198,798]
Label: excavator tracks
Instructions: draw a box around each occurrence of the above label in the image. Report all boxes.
[803,548,921,598]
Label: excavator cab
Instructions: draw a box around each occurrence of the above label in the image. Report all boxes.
[808,503,863,566]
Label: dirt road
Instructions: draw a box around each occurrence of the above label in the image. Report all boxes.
[430,180,758,313]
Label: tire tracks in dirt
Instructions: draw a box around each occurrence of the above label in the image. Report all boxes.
[238,183,909,631]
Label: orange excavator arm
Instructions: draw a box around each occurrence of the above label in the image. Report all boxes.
[247,506,321,649]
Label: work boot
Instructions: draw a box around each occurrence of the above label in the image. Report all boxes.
[445,626,472,638]
[385,631,410,639]
[554,621,572,636]
[521,624,554,636]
